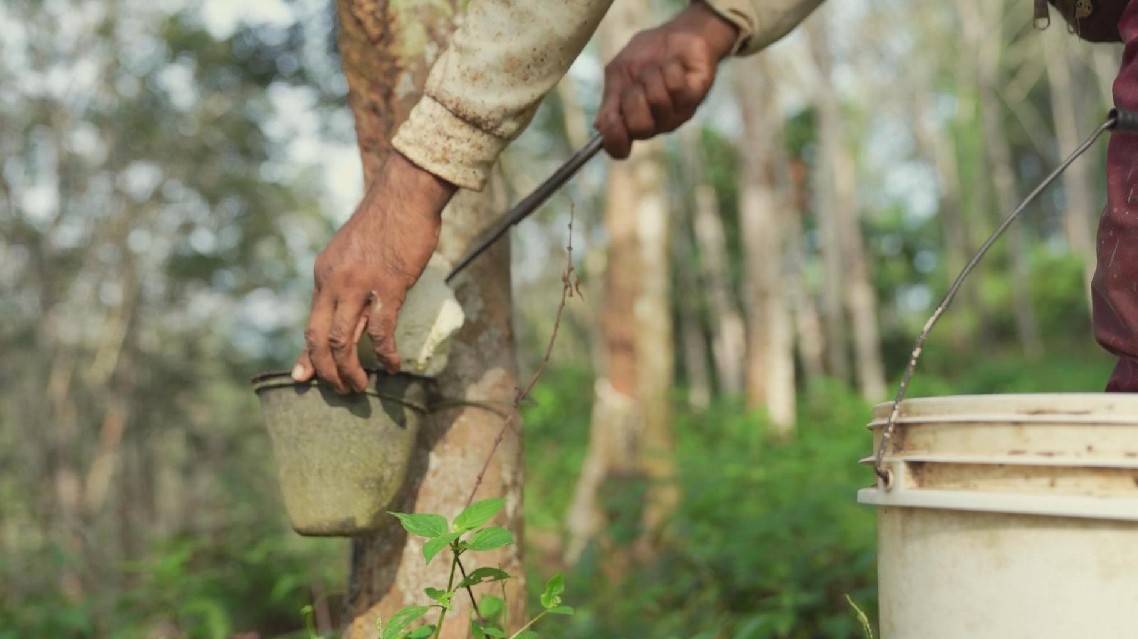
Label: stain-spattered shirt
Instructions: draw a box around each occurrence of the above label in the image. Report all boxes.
[392,0,824,191]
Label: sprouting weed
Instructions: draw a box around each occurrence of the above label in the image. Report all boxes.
[844,594,874,639]
[378,497,573,639]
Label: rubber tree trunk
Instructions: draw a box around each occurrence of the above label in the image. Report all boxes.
[968,0,1041,357]
[806,23,851,384]
[1042,26,1099,291]
[735,61,797,432]
[335,2,524,636]
[784,158,827,383]
[675,227,713,410]
[565,0,675,562]
[808,20,887,402]
[911,87,984,346]
[563,138,673,562]
[682,126,747,396]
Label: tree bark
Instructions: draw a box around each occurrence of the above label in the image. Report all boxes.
[808,20,887,402]
[565,0,676,561]
[735,62,797,432]
[1042,26,1098,291]
[335,2,524,636]
[911,88,984,345]
[675,230,712,410]
[806,25,851,384]
[564,138,668,562]
[784,158,827,383]
[970,0,1042,356]
[682,126,747,396]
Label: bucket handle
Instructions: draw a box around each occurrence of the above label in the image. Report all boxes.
[872,110,1126,489]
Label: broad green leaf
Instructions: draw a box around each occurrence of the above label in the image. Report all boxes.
[381,605,430,639]
[390,512,448,538]
[478,594,505,620]
[546,606,574,616]
[540,574,565,610]
[466,527,513,551]
[457,567,510,589]
[471,620,506,638]
[424,587,451,605]
[453,497,504,531]
[423,531,462,564]
[407,626,435,639]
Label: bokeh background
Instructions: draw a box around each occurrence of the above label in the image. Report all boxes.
[0,0,1122,636]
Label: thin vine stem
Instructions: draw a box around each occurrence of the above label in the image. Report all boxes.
[506,610,548,639]
[465,201,581,508]
[455,554,486,624]
[431,547,462,639]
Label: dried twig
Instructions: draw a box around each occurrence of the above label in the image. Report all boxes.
[465,202,581,508]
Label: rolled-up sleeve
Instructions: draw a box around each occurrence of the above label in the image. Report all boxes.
[702,0,825,56]
[393,0,614,190]
[393,0,824,190]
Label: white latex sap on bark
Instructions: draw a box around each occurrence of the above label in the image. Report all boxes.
[394,254,464,377]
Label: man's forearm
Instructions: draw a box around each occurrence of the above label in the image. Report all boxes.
[393,0,615,191]
[394,0,825,191]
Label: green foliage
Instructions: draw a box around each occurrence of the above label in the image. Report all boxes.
[381,606,430,639]
[458,568,511,589]
[467,527,515,551]
[539,574,566,611]
[0,526,342,638]
[522,380,877,639]
[845,595,874,639]
[424,532,464,564]
[522,368,594,532]
[383,503,573,639]
[391,512,450,538]
[522,340,1113,639]
[455,498,507,531]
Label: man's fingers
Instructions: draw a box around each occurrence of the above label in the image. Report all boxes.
[639,66,678,131]
[305,294,346,393]
[596,103,632,159]
[329,292,371,392]
[663,60,699,110]
[621,85,656,140]
[598,63,633,159]
[600,63,628,124]
[366,297,403,374]
[291,350,314,382]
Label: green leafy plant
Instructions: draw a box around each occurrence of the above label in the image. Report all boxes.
[301,604,323,639]
[380,498,573,639]
[844,595,874,639]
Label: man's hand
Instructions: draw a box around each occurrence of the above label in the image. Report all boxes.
[595,1,738,159]
[291,152,457,393]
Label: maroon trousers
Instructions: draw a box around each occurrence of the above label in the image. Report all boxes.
[1096,1,1138,390]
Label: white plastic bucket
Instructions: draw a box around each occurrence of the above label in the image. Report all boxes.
[859,393,1138,638]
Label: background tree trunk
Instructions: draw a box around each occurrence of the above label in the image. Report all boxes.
[565,0,675,564]
[682,127,747,396]
[735,61,797,432]
[970,0,1042,356]
[676,229,712,410]
[808,19,887,402]
[912,88,985,345]
[1042,26,1098,290]
[335,1,524,636]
